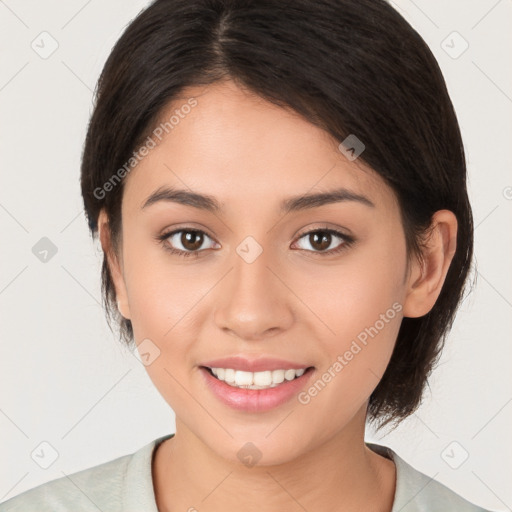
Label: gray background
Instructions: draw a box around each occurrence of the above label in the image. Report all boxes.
[0,0,511,509]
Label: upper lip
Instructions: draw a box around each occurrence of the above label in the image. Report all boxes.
[200,356,313,373]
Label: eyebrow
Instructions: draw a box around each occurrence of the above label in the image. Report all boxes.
[141,185,375,213]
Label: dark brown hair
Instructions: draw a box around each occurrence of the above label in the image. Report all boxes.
[80,0,474,428]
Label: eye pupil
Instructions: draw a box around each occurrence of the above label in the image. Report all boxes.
[182,231,203,251]
[310,231,331,251]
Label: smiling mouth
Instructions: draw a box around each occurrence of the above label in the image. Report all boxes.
[201,366,315,390]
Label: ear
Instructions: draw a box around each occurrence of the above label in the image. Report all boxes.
[402,210,458,318]
[97,209,131,320]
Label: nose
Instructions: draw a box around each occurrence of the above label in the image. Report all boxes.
[214,247,295,341]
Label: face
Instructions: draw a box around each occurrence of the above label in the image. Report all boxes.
[103,80,416,466]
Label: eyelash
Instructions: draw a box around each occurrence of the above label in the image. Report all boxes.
[156,227,355,259]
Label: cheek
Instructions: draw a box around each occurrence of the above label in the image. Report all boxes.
[296,239,406,412]
[121,231,205,340]
[122,245,202,405]
[121,235,213,402]
[299,233,406,339]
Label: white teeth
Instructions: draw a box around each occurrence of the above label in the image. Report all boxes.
[253,370,272,386]
[235,370,253,386]
[209,367,308,389]
[272,369,285,384]
[224,368,236,383]
[284,369,296,381]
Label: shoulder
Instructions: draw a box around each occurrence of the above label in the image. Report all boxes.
[367,443,494,512]
[0,435,172,512]
[0,451,133,512]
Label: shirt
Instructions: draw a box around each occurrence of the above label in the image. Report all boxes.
[0,433,492,511]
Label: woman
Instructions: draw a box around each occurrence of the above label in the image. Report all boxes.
[0,0,493,510]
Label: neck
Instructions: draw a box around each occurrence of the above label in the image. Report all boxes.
[152,408,396,512]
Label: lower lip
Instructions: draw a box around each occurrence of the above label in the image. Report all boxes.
[200,366,315,413]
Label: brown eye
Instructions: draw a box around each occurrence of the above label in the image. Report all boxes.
[307,231,333,251]
[179,230,204,251]
[295,229,348,253]
[159,228,219,257]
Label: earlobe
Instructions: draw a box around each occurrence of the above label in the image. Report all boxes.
[97,210,131,320]
[402,210,458,318]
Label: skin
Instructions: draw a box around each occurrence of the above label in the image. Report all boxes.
[98,79,457,511]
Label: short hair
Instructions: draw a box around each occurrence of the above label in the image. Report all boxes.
[80,0,474,429]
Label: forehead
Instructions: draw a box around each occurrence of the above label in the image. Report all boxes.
[122,80,396,215]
